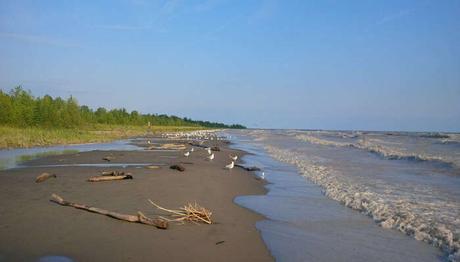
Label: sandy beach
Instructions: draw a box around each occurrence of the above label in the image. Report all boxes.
[0,136,273,261]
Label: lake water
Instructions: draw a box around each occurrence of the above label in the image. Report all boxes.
[0,139,141,170]
[225,129,459,261]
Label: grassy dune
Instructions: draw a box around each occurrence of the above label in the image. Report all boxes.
[0,125,205,149]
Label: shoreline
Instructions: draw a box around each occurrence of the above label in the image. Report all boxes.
[0,134,273,261]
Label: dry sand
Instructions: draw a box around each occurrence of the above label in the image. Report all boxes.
[0,138,273,261]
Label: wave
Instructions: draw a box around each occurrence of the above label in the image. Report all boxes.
[264,145,460,261]
[295,134,454,167]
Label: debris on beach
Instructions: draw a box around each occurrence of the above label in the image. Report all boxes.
[50,194,168,229]
[102,156,114,162]
[88,174,133,182]
[211,146,220,151]
[147,143,187,150]
[35,172,57,183]
[148,200,212,225]
[235,164,261,171]
[170,164,185,172]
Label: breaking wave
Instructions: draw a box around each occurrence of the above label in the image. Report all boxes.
[264,145,460,261]
[295,134,455,167]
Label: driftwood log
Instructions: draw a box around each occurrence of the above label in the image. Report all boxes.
[102,156,114,162]
[211,146,220,152]
[88,175,133,182]
[35,172,56,183]
[170,164,185,172]
[235,164,261,171]
[50,194,168,229]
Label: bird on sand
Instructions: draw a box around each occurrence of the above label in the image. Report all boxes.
[147,140,151,144]
[229,154,238,161]
[206,147,212,155]
[261,172,265,180]
[225,161,234,169]
[184,151,190,157]
[190,147,194,152]
[206,153,214,161]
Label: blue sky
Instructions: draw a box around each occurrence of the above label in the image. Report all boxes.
[0,0,459,131]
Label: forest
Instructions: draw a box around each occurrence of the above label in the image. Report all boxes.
[0,86,245,129]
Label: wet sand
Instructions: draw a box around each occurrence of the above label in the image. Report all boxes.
[0,138,272,261]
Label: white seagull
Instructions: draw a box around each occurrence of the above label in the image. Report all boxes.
[261,172,265,180]
[190,147,194,152]
[229,154,238,161]
[206,147,212,155]
[225,161,234,169]
[206,153,215,161]
[184,151,190,157]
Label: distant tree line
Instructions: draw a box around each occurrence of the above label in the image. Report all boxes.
[0,86,246,129]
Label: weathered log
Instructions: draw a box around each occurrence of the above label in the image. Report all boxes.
[102,156,114,162]
[170,164,185,172]
[88,175,133,182]
[211,146,220,152]
[235,164,261,171]
[35,172,56,183]
[50,194,168,229]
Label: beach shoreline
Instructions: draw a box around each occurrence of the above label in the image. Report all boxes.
[0,135,273,261]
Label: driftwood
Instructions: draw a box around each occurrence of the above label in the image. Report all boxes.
[149,200,212,224]
[235,164,261,171]
[147,143,187,150]
[102,156,114,162]
[50,194,168,229]
[88,175,133,182]
[35,172,56,183]
[211,146,220,152]
[170,164,185,172]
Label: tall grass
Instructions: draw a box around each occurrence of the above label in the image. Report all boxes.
[0,125,205,149]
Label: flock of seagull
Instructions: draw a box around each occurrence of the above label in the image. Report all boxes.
[182,146,236,170]
[160,130,265,179]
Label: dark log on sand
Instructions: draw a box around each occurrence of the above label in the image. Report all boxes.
[211,146,220,152]
[50,194,168,229]
[170,164,185,172]
[102,156,114,162]
[235,164,261,171]
[88,175,133,182]
[35,172,56,183]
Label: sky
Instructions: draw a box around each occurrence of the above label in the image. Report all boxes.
[0,0,459,132]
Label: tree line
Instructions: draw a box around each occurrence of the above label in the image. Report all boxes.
[0,86,246,129]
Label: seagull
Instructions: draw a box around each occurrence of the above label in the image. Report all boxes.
[225,161,234,169]
[206,147,212,155]
[147,140,151,144]
[184,151,190,157]
[229,154,238,161]
[190,147,194,152]
[206,153,214,161]
[261,172,265,180]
